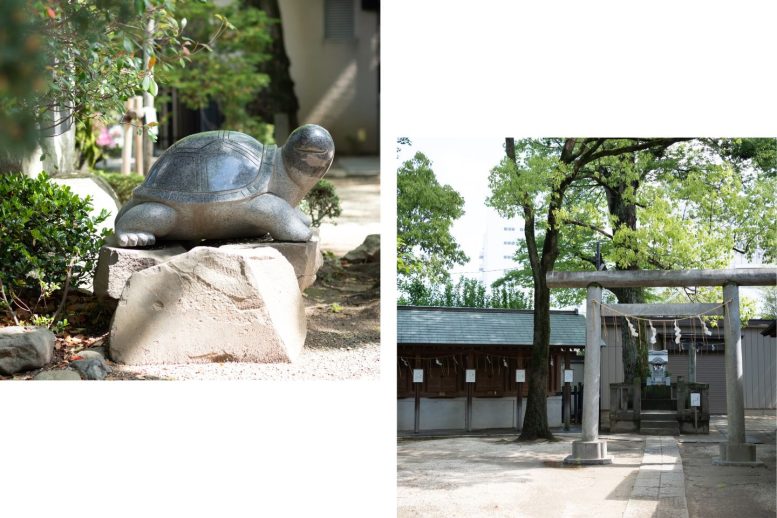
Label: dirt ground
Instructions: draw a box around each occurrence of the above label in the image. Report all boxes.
[680,415,776,518]
[398,414,777,518]
[398,434,644,518]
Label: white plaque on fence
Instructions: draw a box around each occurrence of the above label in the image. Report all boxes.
[466,369,476,383]
[564,369,573,383]
[413,369,423,383]
[515,369,526,383]
[690,392,700,407]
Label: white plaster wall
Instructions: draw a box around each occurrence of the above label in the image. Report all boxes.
[419,397,466,430]
[472,398,516,429]
[279,0,379,154]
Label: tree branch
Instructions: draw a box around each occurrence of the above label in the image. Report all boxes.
[565,220,613,238]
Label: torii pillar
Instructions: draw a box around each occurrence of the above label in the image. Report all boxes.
[715,282,760,465]
[564,284,613,465]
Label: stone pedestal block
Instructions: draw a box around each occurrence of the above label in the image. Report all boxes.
[714,442,762,466]
[0,326,55,375]
[220,235,323,291]
[564,440,614,465]
[94,240,187,299]
[95,236,323,299]
[108,246,305,365]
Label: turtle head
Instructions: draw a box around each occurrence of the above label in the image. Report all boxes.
[279,125,335,202]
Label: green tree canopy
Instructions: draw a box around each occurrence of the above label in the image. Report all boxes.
[397,150,468,291]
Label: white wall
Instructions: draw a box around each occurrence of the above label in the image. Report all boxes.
[280,0,379,154]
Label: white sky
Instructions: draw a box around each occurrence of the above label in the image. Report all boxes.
[397,138,509,276]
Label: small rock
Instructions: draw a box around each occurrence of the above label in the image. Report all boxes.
[75,349,105,361]
[342,234,380,263]
[0,326,55,375]
[34,369,82,381]
[69,358,112,380]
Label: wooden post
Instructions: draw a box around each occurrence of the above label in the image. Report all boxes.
[133,96,144,175]
[688,342,697,383]
[121,98,133,175]
[563,352,571,431]
[413,357,421,434]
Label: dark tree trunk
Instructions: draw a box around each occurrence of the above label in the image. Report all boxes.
[248,0,299,132]
[604,177,648,384]
[519,274,553,440]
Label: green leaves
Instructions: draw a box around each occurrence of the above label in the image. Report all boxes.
[0,173,109,324]
[397,151,468,289]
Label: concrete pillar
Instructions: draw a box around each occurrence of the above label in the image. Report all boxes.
[582,284,602,441]
[716,282,759,465]
[565,284,612,465]
[688,343,697,383]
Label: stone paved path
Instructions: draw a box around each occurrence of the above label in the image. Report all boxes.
[623,436,689,518]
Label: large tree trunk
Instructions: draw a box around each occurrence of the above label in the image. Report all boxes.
[519,274,553,440]
[248,0,299,142]
[605,180,649,383]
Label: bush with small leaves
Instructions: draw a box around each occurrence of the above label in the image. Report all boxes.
[302,179,342,227]
[0,173,109,327]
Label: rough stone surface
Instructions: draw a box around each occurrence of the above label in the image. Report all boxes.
[220,235,323,291]
[0,326,55,375]
[75,349,106,361]
[34,369,82,380]
[342,233,380,263]
[94,238,187,299]
[108,246,306,365]
[69,358,112,380]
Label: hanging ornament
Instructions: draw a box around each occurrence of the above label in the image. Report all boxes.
[503,358,508,368]
[649,320,657,346]
[435,358,442,366]
[626,317,639,338]
[401,358,409,367]
[698,315,712,336]
[674,320,682,346]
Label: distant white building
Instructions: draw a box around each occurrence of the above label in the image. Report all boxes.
[476,213,524,288]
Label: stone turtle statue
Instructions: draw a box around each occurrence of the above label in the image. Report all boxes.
[114,124,334,247]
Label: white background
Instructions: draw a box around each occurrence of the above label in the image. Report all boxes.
[5,1,777,516]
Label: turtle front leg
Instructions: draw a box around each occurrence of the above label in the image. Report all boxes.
[115,202,177,247]
[250,195,312,242]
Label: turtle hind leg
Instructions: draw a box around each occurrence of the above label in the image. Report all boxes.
[115,202,177,247]
[251,195,312,242]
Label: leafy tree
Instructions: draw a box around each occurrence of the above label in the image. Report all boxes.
[492,138,776,390]
[761,287,777,320]
[397,150,468,294]
[245,0,300,133]
[398,276,531,310]
[488,138,689,440]
[0,1,224,170]
[155,0,274,142]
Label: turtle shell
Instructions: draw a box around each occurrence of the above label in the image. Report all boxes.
[134,130,277,203]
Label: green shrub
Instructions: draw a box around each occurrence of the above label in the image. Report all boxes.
[0,173,109,327]
[302,179,342,227]
[92,170,145,205]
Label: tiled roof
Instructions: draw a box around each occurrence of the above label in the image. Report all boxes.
[397,306,588,347]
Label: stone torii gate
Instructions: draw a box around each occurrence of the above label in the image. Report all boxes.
[548,267,777,466]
